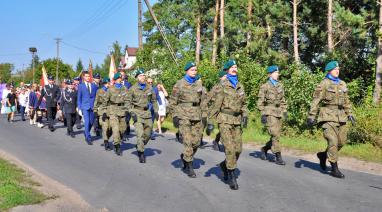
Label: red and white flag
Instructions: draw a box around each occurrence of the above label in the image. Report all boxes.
[40,65,48,87]
[88,60,93,82]
[109,54,117,84]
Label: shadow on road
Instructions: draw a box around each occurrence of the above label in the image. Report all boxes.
[249,151,276,162]
[294,159,327,174]
[131,148,162,157]
[171,157,205,170]
[204,164,241,183]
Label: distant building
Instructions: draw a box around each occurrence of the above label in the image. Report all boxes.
[120,47,138,70]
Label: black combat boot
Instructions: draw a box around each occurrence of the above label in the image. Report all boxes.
[180,154,186,170]
[228,169,239,190]
[114,144,122,156]
[138,151,146,163]
[104,140,111,151]
[212,140,219,151]
[260,146,270,160]
[70,132,75,138]
[330,162,345,179]
[219,161,228,181]
[317,151,327,171]
[275,152,286,165]
[183,161,196,178]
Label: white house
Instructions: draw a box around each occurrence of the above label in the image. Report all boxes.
[120,47,138,70]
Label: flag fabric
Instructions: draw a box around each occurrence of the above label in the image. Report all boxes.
[88,60,93,82]
[109,54,117,84]
[40,65,49,87]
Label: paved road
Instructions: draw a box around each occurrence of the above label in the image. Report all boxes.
[0,116,381,212]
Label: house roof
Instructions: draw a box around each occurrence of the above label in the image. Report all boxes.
[127,47,138,56]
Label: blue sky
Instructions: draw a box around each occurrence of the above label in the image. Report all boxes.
[0,0,157,72]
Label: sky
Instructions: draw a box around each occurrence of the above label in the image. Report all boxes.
[0,0,157,72]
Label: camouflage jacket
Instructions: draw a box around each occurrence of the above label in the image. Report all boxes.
[257,81,287,118]
[308,78,353,123]
[168,78,207,121]
[126,83,158,119]
[208,79,248,125]
[105,85,128,117]
[94,88,108,115]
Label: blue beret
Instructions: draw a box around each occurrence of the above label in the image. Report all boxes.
[47,75,54,80]
[223,59,237,70]
[135,68,145,78]
[267,65,279,73]
[102,77,110,84]
[218,70,226,78]
[325,61,339,72]
[93,73,101,79]
[113,72,122,80]
[184,62,196,71]
[73,76,80,81]
[65,79,73,85]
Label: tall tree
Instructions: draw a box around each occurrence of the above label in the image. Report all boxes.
[195,13,201,64]
[75,58,84,73]
[292,0,300,64]
[246,0,253,49]
[220,0,225,39]
[327,0,334,52]
[374,1,382,104]
[0,63,13,83]
[212,0,220,65]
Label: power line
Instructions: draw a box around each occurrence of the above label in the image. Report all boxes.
[0,53,29,57]
[61,41,107,55]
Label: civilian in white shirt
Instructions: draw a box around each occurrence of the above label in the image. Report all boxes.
[156,83,168,134]
[18,87,29,121]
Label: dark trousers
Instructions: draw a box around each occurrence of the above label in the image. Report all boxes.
[65,113,76,133]
[47,107,57,129]
[93,115,100,133]
[76,111,82,128]
[20,106,26,121]
[125,112,131,135]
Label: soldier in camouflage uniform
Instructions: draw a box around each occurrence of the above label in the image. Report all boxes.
[207,60,248,190]
[94,78,112,151]
[169,62,207,178]
[206,70,227,151]
[105,72,128,156]
[126,69,158,163]
[257,65,288,165]
[307,61,355,179]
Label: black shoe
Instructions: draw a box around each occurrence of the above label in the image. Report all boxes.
[96,131,101,136]
[184,161,196,178]
[76,125,81,129]
[138,151,146,163]
[260,146,269,160]
[228,169,239,190]
[70,132,75,138]
[104,140,111,151]
[219,161,228,181]
[66,131,70,136]
[199,140,205,149]
[114,144,122,156]
[330,162,345,179]
[180,154,186,170]
[212,140,219,151]
[275,152,286,165]
[317,152,327,171]
[49,127,55,132]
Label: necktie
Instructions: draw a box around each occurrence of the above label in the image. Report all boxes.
[87,83,91,93]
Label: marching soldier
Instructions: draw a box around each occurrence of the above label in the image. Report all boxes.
[307,61,355,179]
[73,76,82,129]
[92,73,101,136]
[257,65,288,165]
[106,72,128,156]
[37,75,61,132]
[207,59,248,190]
[126,69,158,163]
[94,78,112,151]
[61,80,78,138]
[169,62,207,178]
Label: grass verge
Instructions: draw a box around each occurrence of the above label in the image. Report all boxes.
[160,119,382,163]
[0,157,49,210]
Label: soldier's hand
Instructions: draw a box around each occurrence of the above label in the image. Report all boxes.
[241,116,248,128]
[173,116,179,128]
[132,113,138,123]
[348,115,356,126]
[202,117,207,127]
[261,115,267,125]
[206,124,214,136]
[283,112,288,120]
[102,113,107,122]
[306,118,315,128]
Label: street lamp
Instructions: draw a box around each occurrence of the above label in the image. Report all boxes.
[29,47,37,84]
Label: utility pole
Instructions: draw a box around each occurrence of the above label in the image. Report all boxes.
[138,0,143,49]
[29,47,37,84]
[22,64,25,82]
[54,38,62,84]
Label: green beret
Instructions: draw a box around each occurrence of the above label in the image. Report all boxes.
[325,61,339,72]
[113,72,122,80]
[267,65,279,73]
[184,62,196,71]
[135,68,145,78]
[223,59,237,70]
[218,70,226,78]
[102,77,110,84]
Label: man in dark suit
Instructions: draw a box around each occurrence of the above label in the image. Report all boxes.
[37,75,61,132]
[77,72,98,144]
[61,79,78,138]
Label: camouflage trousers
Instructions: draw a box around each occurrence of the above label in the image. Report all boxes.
[322,122,348,163]
[109,115,127,145]
[100,117,112,141]
[179,119,203,162]
[219,123,242,170]
[265,115,282,153]
[134,118,153,152]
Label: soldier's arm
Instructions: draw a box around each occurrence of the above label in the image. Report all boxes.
[93,91,100,113]
[241,91,249,118]
[343,84,353,116]
[55,87,61,103]
[201,86,208,118]
[280,85,287,113]
[308,83,325,120]
[125,87,133,112]
[207,83,224,120]
[168,82,180,116]
[257,85,266,115]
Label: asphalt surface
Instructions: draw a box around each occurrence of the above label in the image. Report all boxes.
[0,115,382,212]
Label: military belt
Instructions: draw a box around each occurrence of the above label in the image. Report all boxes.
[221,109,241,117]
[324,105,344,110]
[134,105,148,111]
[265,103,280,107]
[180,102,200,107]
[111,103,124,106]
